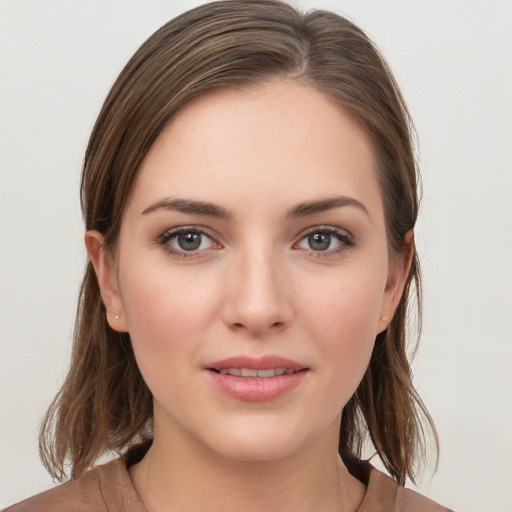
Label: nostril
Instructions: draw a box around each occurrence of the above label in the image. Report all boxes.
[230,320,284,332]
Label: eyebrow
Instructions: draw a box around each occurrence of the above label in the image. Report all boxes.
[141,198,232,218]
[287,196,370,219]
[141,195,369,220]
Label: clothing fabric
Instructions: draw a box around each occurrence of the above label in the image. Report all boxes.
[5,457,452,511]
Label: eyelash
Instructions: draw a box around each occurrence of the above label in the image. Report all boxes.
[294,225,355,257]
[156,225,355,258]
[156,226,219,258]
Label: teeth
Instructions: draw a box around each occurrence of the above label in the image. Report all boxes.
[218,368,295,377]
[257,369,276,377]
[220,368,240,376]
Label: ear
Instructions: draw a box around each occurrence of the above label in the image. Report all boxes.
[84,230,129,332]
[377,230,414,334]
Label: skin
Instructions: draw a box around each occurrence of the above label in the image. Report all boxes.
[86,80,411,512]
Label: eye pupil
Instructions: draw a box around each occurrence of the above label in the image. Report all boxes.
[178,232,201,251]
[308,232,330,251]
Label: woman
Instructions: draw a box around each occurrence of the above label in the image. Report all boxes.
[6,1,452,510]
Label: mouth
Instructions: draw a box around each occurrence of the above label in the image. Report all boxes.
[206,355,308,375]
[210,368,302,377]
[205,356,309,401]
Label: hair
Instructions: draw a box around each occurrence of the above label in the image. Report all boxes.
[39,0,437,485]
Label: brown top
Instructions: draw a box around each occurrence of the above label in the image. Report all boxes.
[5,457,452,512]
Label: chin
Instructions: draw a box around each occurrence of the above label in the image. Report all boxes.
[209,434,305,463]
[198,414,335,464]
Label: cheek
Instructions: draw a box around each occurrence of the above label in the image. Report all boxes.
[298,268,385,401]
[301,265,384,341]
[117,259,221,377]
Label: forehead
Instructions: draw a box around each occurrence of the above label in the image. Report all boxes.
[126,80,382,218]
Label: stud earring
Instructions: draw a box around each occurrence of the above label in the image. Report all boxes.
[382,316,389,322]
[114,315,119,320]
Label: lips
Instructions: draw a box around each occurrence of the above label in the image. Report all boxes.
[205,355,308,402]
[207,355,307,372]
[217,368,296,377]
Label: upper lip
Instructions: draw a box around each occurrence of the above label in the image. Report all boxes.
[206,355,308,371]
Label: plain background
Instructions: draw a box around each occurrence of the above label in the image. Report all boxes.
[1,1,511,510]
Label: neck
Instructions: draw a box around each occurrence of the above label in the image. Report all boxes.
[129,417,365,512]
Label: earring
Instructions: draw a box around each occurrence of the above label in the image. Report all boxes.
[114,315,119,320]
[382,316,389,322]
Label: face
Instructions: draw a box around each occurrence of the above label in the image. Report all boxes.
[88,80,408,463]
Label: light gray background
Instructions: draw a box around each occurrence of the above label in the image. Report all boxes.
[1,1,511,510]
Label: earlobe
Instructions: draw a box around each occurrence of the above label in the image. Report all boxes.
[84,230,128,332]
[377,230,414,333]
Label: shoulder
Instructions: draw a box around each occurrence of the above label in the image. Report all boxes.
[3,458,144,512]
[397,487,453,512]
[3,465,107,512]
[359,465,454,512]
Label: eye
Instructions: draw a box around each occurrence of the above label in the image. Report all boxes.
[157,226,219,257]
[305,232,332,251]
[295,226,354,254]
[174,232,208,251]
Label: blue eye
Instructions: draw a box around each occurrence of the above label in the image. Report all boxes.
[175,232,205,251]
[307,232,332,251]
[296,227,353,253]
[158,227,216,256]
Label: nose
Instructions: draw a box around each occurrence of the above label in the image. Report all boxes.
[222,247,293,337]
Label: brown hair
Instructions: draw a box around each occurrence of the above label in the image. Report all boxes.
[40,0,437,484]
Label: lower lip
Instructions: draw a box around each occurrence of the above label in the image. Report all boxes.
[206,370,307,402]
